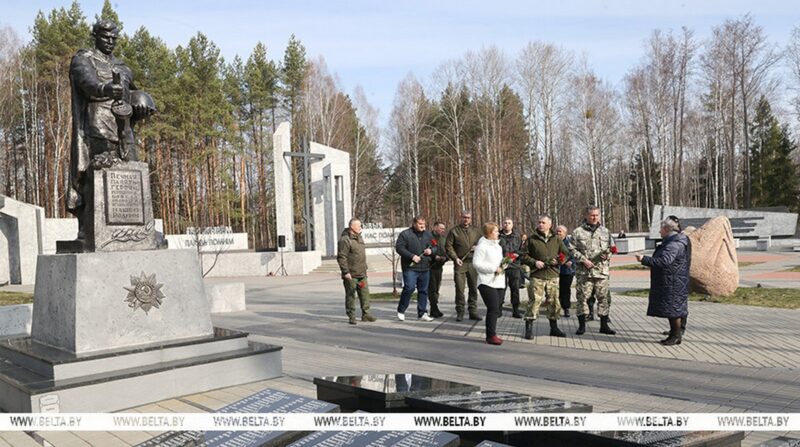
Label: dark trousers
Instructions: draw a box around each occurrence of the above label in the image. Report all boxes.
[478,285,502,338]
[454,262,478,315]
[428,267,443,306]
[559,274,573,310]
[502,267,521,310]
[398,269,430,317]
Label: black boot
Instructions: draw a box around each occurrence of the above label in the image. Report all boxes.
[549,319,566,337]
[512,305,523,318]
[563,308,570,317]
[661,318,682,345]
[430,304,443,318]
[599,315,616,335]
[662,316,687,336]
[524,320,533,340]
[587,308,595,321]
[498,301,504,317]
[576,315,586,335]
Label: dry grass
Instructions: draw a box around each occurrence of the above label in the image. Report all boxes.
[621,287,800,309]
[0,292,34,306]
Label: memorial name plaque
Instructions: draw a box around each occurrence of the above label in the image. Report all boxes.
[406,390,593,414]
[105,169,145,225]
[136,389,339,447]
[513,430,746,447]
[288,430,460,447]
[475,442,514,447]
[576,430,746,447]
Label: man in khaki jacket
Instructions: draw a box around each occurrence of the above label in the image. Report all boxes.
[445,211,483,321]
[337,218,376,325]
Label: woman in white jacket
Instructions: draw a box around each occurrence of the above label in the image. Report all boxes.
[472,222,506,345]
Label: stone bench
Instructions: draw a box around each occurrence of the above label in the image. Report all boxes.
[0,303,32,337]
[615,237,645,254]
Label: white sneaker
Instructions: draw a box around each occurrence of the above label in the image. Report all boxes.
[418,313,434,322]
[397,312,405,321]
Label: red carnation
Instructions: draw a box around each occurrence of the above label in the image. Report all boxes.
[357,280,367,289]
[431,239,438,247]
[509,253,519,262]
[558,253,566,264]
[610,246,618,254]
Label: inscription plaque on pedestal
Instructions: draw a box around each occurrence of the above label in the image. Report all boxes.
[105,169,145,225]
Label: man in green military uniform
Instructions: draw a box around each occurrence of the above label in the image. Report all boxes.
[445,211,483,321]
[569,206,617,335]
[521,215,569,339]
[337,218,376,325]
[427,221,448,318]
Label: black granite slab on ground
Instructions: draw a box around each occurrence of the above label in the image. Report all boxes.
[405,390,592,445]
[135,388,339,447]
[286,430,460,447]
[509,430,746,447]
[313,373,480,412]
[475,441,514,447]
[756,436,800,447]
[405,390,593,413]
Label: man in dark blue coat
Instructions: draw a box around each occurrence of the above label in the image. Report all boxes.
[395,216,435,321]
[636,216,691,346]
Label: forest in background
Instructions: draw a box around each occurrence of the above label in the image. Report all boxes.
[1,1,799,249]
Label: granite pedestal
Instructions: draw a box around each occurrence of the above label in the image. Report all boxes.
[57,162,163,254]
[0,328,281,413]
[314,374,480,412]
[0,249,283,412]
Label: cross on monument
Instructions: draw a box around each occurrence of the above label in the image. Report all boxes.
[283,137,325,251]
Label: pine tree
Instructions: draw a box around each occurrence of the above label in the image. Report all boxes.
[749,97,800,210]
[281,34,307,125]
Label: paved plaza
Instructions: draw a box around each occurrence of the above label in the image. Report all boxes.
[2,248,799,446]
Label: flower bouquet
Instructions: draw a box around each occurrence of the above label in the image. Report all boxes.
[496,253,519,276]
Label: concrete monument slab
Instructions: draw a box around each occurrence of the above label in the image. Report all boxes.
[31,249,212,354]
[272,122,352,257]
[650,205,798,239]
[0,195,45,284]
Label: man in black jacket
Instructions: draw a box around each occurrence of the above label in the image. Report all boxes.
[427,221,448,318]
[395,216,435,321]
[499,217,523,318]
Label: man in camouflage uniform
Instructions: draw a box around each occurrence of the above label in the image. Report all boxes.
[445,211,483,321]
[521,215,569,339]
[569,206,617,335]
[337,218,376,325]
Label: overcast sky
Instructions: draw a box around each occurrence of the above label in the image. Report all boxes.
[3,0,798,126]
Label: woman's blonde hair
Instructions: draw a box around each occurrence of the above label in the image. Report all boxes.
[483,222,499,237]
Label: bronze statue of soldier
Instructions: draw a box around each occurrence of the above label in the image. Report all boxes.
[67,19,155,242]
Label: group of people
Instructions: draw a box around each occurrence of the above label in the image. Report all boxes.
[337,207,691,347]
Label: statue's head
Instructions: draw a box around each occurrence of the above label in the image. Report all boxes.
[91,19,119,55]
